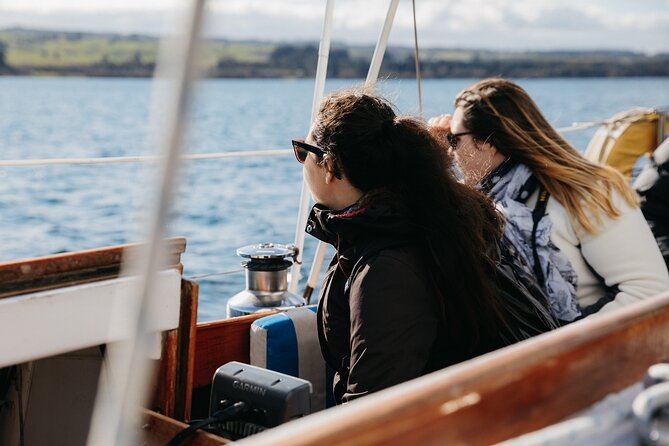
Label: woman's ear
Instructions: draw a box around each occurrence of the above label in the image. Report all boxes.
[324,158,336,184]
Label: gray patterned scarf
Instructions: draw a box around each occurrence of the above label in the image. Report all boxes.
[483,162,581,321]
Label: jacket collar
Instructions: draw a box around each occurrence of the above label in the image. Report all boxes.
[306,192,414,254]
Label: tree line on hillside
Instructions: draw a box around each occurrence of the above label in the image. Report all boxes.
[0,41,8,72]
[211,45,669,78]
[1,40,668,78]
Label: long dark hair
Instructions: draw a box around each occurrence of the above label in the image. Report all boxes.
[312,88,506,350]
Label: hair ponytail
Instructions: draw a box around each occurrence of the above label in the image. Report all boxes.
[313,88,507,349]
[381,118,396,135]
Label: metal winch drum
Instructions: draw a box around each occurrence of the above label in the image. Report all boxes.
[226,243,306,317]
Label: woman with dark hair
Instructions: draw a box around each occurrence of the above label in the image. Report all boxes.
[430,78,669,321]
[294,88,552,404]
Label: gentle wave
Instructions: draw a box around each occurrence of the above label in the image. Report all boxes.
[2,76,669,321]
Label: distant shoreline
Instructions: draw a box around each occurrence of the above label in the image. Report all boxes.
[3,73,669,79]
[2,28,668,79]
[4,73,669,81]
[3,63,669,79]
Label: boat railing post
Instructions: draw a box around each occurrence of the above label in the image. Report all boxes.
[86,1,208,445]
[288,0,336,294]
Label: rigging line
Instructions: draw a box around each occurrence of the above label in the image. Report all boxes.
[0,121,617,168]
[288,0,335,294]
[412,0,423,118]
[366,0,401,85]
[187,269,244,279]
[304,0,400,300]
[0,149,291,167]
[556,113,664,133]
[555,121,606,132]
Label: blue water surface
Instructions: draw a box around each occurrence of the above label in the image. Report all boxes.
[1,76,668,321]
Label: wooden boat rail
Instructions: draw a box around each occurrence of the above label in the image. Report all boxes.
[0,237,197,422]
[0,238,187,299]
[4,240,669,445]
[143,409,229,446]
[231,291,669,446]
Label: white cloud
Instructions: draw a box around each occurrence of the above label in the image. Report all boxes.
[0,0,177,12]
[0,0,668,52]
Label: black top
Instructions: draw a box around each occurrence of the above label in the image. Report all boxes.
[306,195,505,404]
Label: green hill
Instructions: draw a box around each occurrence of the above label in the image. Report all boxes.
[0,28,667,78]
[0,28,273,72]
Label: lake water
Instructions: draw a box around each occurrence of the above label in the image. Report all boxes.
[1,76,669,321]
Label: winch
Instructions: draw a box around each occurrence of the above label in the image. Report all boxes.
[226,243,305,317]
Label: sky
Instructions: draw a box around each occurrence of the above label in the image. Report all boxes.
[1,0,669,53]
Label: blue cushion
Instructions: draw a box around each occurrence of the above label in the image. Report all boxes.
[250,306,334,410]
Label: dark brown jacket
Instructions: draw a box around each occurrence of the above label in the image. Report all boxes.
[307,200,457,404]
[308,193,558,404]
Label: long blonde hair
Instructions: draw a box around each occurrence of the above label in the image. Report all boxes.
[455,78,638,234]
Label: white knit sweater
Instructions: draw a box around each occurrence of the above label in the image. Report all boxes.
[526,190,669,313]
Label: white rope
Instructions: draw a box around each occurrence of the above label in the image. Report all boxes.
[0,123,599,167]
[0,149,291,167]
[187,269,244,280]
[556,121,606,133]
[555,113,660,133]
[0,120,625,171]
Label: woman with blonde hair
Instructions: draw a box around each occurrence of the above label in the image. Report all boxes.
[430,78,669,320]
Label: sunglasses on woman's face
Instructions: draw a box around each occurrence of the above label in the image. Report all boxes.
[292,139,326,164]
[446,131,473,150]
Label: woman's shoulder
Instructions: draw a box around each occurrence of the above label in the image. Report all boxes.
[575,185,641,237]
[348,244,436,317]
[533,180,639,235]
[350,244,428,291]
[367,244,425,274]
[608,185,640,213]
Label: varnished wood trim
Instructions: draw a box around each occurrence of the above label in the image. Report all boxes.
[238,292,669,446]
[176,279,199,421]
[142,409,229,446]
[193,312,279,389]
[154,330,178,417]
[0,237,186,298]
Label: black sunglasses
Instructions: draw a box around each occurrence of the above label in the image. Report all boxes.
[292,139,326,164]
[446,131,474,150]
